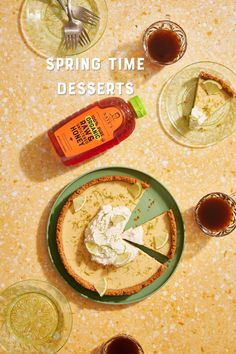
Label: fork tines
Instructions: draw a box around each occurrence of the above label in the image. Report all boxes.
[79,30,90,46]
[65,31,90,49]
[73,7,100,26]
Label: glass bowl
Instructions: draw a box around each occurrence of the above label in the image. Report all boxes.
[195,192,236,237]
[20,0,108,58]
[143,20,187,65]
[0,280,72,353]
[100,334,144,354]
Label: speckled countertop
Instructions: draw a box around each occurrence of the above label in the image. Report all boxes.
[0,0,236,353]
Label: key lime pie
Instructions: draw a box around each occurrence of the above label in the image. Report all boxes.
[189,71,236,129]
[56,176,176,296]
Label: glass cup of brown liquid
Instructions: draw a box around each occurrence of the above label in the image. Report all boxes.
[195,192,236,237]
[143,19,187,65]
[100,334,144,354]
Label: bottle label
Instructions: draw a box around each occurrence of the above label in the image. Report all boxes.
[54,106,124,158]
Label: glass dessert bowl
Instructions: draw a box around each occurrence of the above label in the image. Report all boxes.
[143,19,187,65]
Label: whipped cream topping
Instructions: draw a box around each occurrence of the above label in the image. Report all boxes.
[189,106,207,129]
[84,204,143,267]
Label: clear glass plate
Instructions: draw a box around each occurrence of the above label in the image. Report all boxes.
[0,280,72,353]
[159,61,236,147]
[20,0,108,58]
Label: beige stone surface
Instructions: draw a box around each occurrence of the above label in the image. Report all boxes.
[0,0,236,353]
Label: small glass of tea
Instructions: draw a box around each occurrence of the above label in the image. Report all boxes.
[100,334,144,354]
[195,192,236,237]
[143,19,187,65]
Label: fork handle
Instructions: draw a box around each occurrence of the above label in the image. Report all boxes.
[56,0,68,14]
[67,0,73,21]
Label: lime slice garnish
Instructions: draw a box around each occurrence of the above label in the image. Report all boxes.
[114,252,131,266]
[85,242,119,257]
[128,182,142,200]
[154,233,169,249]
[85,241,101,256]
[73,195,86,213]
[202,79,222,95]
[110,215,126,226]
[8,293,58,342]
[94,278,107,297]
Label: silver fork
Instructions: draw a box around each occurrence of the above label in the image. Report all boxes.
[72,6,100,26]
[64,0,90,49]
[57,0,99,26]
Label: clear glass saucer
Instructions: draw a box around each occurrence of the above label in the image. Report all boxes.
[159,61,236,147]
[20,0,108,58]
[0,280,72,353]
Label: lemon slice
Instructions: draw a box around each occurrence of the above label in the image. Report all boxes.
[114,252,131,266]
[8,293,58,342]
[154,233,169,249]
[94,278,107,297]
[73,195,86,213]
[202,79,222,95]
[128,182,142,200]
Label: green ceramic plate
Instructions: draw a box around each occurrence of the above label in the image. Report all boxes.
[20,0,108,58]
[159,61,236,147]
[47,167,185,305]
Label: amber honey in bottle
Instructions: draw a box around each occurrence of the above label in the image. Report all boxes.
[48,96,146,166]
